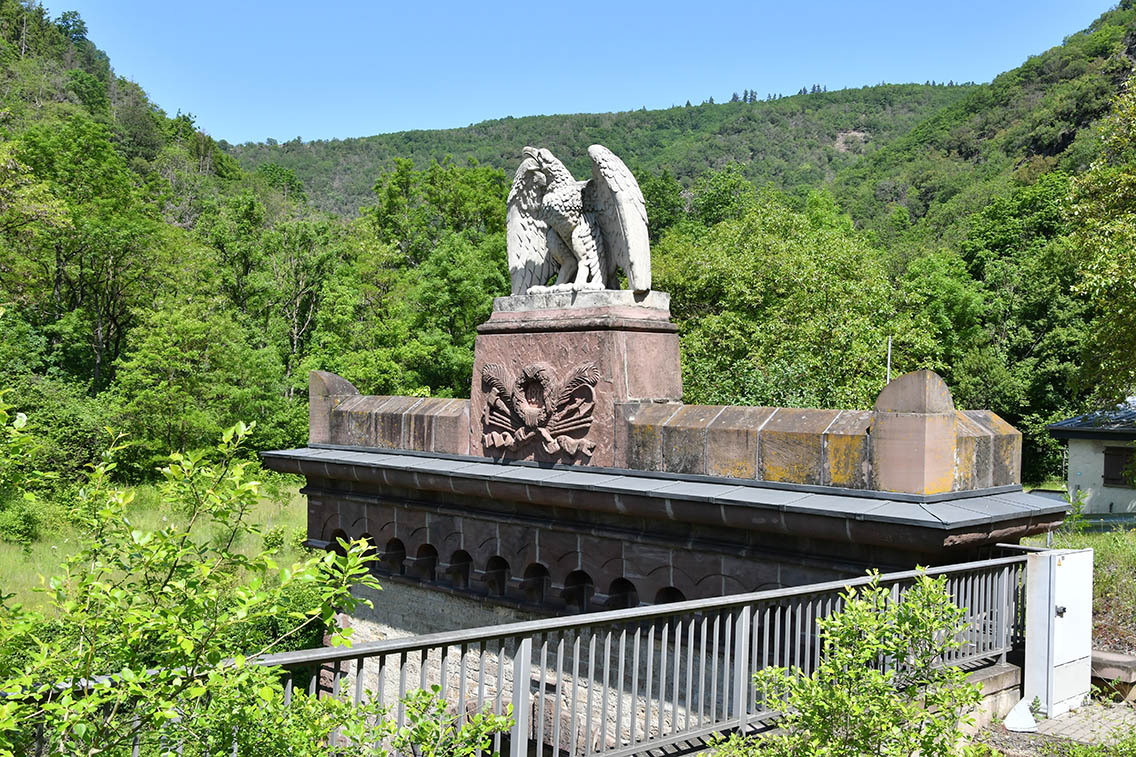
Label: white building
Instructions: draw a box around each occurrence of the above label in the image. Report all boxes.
[1048,400,1136,514]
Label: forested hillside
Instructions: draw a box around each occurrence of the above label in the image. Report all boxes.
[230,85,972,216]
[4,0,1136,564]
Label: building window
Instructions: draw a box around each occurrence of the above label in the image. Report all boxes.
[1103,446,1135,488]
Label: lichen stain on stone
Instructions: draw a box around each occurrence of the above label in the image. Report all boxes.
[764,461,813,484]
[954,439,975,490]
[709,459,755,479]
[825,435,865,488]
[629,423,662,468]
[926,468,955,495]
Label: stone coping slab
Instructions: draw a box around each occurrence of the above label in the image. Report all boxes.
[261,445,1067,534]
[493,290,670,313]
[1092,649,1136,683]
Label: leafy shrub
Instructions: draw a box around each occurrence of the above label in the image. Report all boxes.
[0,493,39,546]
[0,416,513,756]
[0,422,381,754]
[711,571,982,757]
[262,524,286,553]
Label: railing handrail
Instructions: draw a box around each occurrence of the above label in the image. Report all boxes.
[995,542,1050,553]
[254,554,1028,669]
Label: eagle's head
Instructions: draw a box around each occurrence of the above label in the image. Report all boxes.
[518,147,546,187]
[522,146,571,186]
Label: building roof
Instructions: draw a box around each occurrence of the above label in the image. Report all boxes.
[261,445,1067,540]
[1048,399,1136,441]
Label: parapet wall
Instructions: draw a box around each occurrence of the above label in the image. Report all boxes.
[309,371,470,455]
[309,369,1020,497]
[618,403,1019,493]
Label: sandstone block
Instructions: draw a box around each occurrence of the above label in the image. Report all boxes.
[955,411,994,490]
[470,303,682,467]
[964,410,1021,486]
[662,405,725,474]
[432,399,471,455]
[759,408,839,485]
[823,410,871,489]
[705,405,775,479]
[870,371,959,495]
[309,370,359,444]
[622,403,683,472]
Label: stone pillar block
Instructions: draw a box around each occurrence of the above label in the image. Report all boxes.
[618,402,682,470]
[309,370,359,444]
[823,410,871,489]
[662,404,725,475]
[964,410,1022,486]
[328,394,377,447]
[870,370,959,495]
[431,399,471,455]
[955,411,995,490]
[470,292,682,467]
[705,405,776,479]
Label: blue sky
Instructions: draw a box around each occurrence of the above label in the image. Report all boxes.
[64,1,1113,145]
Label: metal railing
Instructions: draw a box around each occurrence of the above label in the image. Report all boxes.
[244,554,1027,756]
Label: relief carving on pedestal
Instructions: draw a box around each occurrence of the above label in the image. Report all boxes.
[480,361,600,457]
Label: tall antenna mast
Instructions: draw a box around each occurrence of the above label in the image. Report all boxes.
[886,335,892,385]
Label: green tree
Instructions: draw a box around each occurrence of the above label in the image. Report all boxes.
[110,303,295,474]
[0,420,382,754]
[255,162,307,203]
[655,190,928,409]
[7,116,170,391]
[954,172,1091,480]
[638,168,684,242]
[1069,87,1136,402]
[0,141,67,239]
[688,163,757,227]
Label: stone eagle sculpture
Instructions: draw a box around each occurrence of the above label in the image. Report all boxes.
[506,145,651,296]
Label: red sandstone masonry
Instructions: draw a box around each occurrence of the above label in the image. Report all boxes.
[310,368,1021,494]
[613,372,1020,493]
[310,370,470,455]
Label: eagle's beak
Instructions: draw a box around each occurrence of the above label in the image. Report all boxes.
[522,146,539,161]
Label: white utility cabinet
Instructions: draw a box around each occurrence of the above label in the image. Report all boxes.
[1024,548,1093,717]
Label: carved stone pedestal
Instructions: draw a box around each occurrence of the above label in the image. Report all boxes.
[469,290,682,466]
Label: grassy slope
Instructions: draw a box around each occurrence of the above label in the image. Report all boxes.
[0,483,308,611]
[228,84,971,215]
[1037,527,1136,655]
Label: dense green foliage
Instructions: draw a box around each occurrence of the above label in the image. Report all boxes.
[4,0,1136,536]
[1068,85,1136,401]
[231,85,972,216]
[0,406,511,755]
[655,189,933,409]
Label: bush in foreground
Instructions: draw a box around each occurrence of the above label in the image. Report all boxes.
[712,572,982,757]
[0,404,510,755]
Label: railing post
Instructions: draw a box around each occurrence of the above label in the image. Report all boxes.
[510,637,532,757]
[999,565,1010,663]
[732,605,752,726]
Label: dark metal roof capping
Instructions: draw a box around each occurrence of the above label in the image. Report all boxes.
[261,445,1068,532]
[1047,399,1136,440]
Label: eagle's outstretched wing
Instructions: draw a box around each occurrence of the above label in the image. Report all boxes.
[583,145,651,292]
[506,156,554,295]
